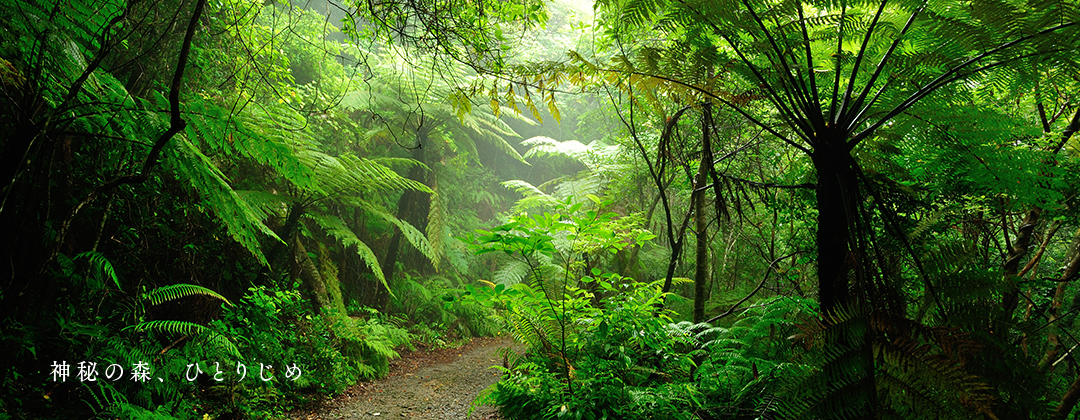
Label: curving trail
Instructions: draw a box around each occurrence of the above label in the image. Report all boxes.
[290,336,519,420]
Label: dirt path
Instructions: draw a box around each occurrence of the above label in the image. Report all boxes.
[290,336,519,420]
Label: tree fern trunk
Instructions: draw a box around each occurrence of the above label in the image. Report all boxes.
[254,202,304,287]
[292,233,329,312]
[379,131,431,312]
[811,139,860,314]
[811,138,877,419]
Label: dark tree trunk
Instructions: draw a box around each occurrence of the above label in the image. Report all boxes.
[1055,374,1080,420]
[255,202,305,286]
[811,138,861,315]
[1002,208,1040,317]
[810,137,878,419]
[379,132,431,312]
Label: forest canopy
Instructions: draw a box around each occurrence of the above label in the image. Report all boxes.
[0,0,1079,418]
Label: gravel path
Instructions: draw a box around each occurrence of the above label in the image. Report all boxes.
[290,336,519,420]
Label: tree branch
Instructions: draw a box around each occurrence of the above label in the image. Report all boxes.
[46,0,208,268]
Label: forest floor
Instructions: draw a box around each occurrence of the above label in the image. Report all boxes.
[288,336,520,420]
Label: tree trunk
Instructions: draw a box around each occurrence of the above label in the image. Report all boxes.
[811,138,861,315]
[693,100,714,323]
[255,202,304,286]
[292,233,330,312]
[1038,228,1080,373]
[811,138,876,419]
[1002,208,1040,320]
[379,131,431,312]
[1054,374,1080,420]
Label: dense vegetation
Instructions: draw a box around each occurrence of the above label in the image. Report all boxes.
[0,0,1078,418]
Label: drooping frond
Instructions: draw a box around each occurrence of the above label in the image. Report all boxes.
[494,259,531,286]
[304,151,433,197]
[502,179,561,212]
[73,251,121,290]
[522,136,590,160]
[347,197,438,268]
[143,283,233,307]
[784,307,996,419]
[235,190,290,223]
[184,100,317,190]
[168,136,282,266]
[133,320,241,358]
[426,181,449,272]
[306,212,391,293]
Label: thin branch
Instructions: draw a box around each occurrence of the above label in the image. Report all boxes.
[699,174,815,192]
[706,251,807,323]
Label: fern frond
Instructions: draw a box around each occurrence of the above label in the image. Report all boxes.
[427,182,448,272]
[143,283,232,307]
[235,190,290,222]
[74,251,120,290]
[168,136,281,265]
[502,179,560,212]
[133,320,241,358]
[134,320,208,336]
[494,259,530,286]
[347,197,438,268]
[522,136,590,159]
[306,212,391,294]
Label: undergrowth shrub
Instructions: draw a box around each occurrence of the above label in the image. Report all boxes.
[209,286,349,417]
[390,272,502,347]
[208,285,408,417]
[463,203,836,419]
[473,274,710,420]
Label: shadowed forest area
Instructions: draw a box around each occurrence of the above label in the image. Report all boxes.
[1,0,1080,418]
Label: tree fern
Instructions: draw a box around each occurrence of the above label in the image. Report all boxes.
[340,45,530,165]
[426,181,449,272]
[502,179,561,212]
[781,308,996,419]
[348,197,437,267]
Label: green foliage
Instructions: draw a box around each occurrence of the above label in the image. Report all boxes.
[389,272,502,347]
[206,285,408,416]
[143,283,233,307]
[468,203,716,419]
[134,283,242,361]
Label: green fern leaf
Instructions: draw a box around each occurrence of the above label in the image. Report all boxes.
[168,136,282,265]
[306,212,391,294]
[143,283,233,307]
